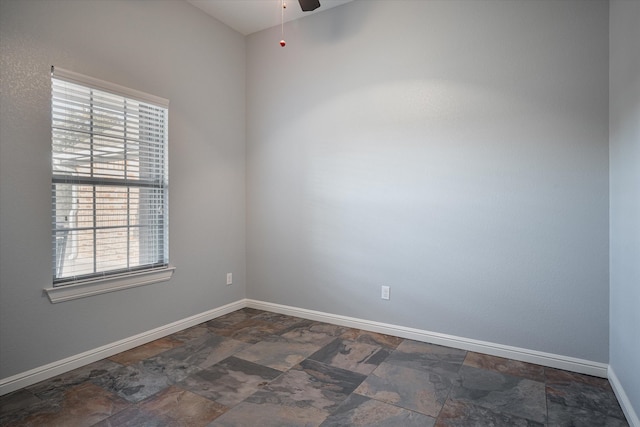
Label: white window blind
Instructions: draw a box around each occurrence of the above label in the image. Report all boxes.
[51,67,169,286]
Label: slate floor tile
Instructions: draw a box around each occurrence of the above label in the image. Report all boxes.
[209,359,367,427]
[319,393,436,427]
[92,406,169,427]
[207,319,296,344]
[0,389,50,426]
[140,355,203,383]
[0,389,42,418]
[2,382,129,427]
[546,380,629,426]
[159,334,250,369]
[206,311,310,344]
[546,401,629,426]
[91,363,172,403]
[178,356,281,407]
[308,338,391,375]
[250,311,308,329]
[234,339,323,371]
[138,385,228,426]
[170,325,210,343]
[207,398,328,427]
[26,358,122,400]
[384,340,467,380]
[449,365,547,424]
[351,330,404,350]
[256,358,367,413]
[354,361,452,417]
[204,308,265,329]
[546,367,613,390]
[463,352,545,382]
[435,398,544,427]
[279,321,351,346]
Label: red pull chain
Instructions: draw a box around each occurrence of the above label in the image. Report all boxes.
[280,1,286,47]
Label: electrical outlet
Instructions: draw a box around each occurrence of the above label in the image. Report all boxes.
[381,285,390,300]
[226,273,233,285]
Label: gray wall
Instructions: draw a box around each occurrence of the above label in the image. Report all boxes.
[0,0,246,378]
[246,0,610,362]
[610,0,640,418]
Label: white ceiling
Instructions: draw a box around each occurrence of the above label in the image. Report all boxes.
[187,0,354,36]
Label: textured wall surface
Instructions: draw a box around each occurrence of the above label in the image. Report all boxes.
[610,0,640,420]
[0,0,246,378]
[246,0,610,362]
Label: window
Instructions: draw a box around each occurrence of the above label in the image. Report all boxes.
[48,67,172,300]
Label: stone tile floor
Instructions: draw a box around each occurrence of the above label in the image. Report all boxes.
[0,308,629,426]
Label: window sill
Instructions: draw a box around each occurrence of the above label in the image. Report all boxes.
[44,266,175,303]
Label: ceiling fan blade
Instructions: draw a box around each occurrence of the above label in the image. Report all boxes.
[298,0,321,12]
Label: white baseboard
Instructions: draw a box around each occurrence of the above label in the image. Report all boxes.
[609,366,640,427]
[0,298,615,400]
[246,299,609,378]
[0,299,245,397]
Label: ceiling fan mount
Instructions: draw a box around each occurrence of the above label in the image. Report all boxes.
[298,0,321,12]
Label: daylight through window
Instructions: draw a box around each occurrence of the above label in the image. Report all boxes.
[51,67,169,285]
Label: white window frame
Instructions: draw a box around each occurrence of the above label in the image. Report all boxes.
[45,67,174,303]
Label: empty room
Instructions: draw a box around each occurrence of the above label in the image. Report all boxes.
[0,0,638,425]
